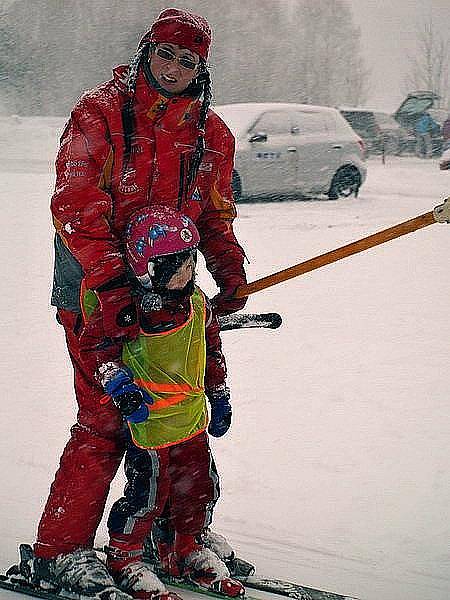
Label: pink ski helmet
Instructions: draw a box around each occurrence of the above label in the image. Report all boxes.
[125,206,200,279]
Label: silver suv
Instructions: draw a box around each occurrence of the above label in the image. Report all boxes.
[214,102,367,201]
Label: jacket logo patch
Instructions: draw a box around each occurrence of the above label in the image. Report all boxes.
[191,187,202,202]
[180,228,193,243]
[198,162,213,172]
[64,159,88,179]
[119,167,141,194]
[66,160,88,168]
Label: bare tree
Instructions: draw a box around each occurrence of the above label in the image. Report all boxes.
[405,14,449,107]
[283,0,369,107]
[1,0,368,114]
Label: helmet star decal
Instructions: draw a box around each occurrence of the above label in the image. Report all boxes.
[148,223,178,246]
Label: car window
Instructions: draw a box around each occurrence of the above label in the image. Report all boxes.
[398,98,433,115]
[293,111,328,134]
[341,111,376,134]
[375,113,398,127]
[252,111,293,135]
[374,113,389,124]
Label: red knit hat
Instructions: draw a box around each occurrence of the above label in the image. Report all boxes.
[140,8,212,60]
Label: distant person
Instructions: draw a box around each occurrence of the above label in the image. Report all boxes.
[32,8,248,598]
[415,111,439,158]
[442,113,450,150]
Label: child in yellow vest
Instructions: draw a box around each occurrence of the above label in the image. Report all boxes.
[80,206,244,600]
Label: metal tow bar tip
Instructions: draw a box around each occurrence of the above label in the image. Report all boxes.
[433,197,450,223]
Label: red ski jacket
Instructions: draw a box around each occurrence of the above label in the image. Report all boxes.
[50,65,246,311]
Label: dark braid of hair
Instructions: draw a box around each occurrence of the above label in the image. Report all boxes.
[122,44,150,170]
[186,64,212,193]
[122,97,134,166]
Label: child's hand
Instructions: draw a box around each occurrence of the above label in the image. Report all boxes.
[207,386,232,437]
[99,363,153,423]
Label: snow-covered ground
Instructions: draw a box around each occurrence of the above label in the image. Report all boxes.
[0,117,449,600]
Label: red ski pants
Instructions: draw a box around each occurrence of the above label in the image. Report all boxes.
[34,309,126,559]
[107,431,219,559]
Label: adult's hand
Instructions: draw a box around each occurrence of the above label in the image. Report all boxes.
[211,284,247,316]
[95,276,139,340]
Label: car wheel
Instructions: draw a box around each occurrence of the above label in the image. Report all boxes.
[328,166,361,200]
[232,170,242,202]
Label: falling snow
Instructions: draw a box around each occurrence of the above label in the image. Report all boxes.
[0,118,449,600]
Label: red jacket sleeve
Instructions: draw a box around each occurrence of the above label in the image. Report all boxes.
[51,95,127,290]
[77,288,124,378]
[196,131,247,296]
[204,300,227,391]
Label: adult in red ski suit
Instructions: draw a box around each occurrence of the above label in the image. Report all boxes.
[35,8,247,566]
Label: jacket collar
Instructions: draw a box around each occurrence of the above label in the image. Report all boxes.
[113,64,201,130]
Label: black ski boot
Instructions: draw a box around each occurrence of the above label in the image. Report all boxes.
[10,544,132,599]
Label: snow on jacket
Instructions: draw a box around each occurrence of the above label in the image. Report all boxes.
[51,64,246,311]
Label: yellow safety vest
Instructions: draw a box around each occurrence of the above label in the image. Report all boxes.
[122,287,208,449]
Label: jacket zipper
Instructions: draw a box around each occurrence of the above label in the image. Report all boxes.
[178,153,186,211]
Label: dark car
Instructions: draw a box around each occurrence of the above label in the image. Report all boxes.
[393,90,444,156]
[440,147,450,170]
[339,107,408,156]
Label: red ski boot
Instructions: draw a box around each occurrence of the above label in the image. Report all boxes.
[114,561,183,600]
[154,540,181,577]
[106,542,183,600]
[179,547,245,597]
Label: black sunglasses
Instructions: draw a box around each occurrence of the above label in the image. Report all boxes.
[155,46,198,71]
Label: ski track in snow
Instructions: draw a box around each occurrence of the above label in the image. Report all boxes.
[0,118,450,600]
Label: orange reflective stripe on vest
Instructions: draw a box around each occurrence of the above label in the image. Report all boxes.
[134,379,204,410]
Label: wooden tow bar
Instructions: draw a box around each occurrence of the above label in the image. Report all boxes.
[235,197,450,299]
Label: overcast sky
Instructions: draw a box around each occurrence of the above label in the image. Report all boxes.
[347,0,450,111]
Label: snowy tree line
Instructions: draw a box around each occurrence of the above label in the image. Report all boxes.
[404,14,449,108]
[0,0,369,115]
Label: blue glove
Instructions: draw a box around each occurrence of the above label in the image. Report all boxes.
[104,367,153,423]
[207,387,232,437]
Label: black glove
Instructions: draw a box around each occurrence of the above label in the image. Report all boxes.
[211,288,248,316]
[210,273,248,317]
[95,276,139,340]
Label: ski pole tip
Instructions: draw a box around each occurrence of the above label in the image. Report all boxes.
[267,312,282,328]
